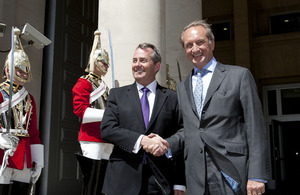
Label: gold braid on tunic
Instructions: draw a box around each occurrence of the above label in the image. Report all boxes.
[0,81,32,137]
[81,72,109,110]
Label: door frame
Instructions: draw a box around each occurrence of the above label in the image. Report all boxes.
[38,0,98,194]
[262,83,300,190]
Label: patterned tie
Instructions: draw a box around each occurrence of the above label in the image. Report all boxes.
[193,69,206,117]
[140,87,150,128]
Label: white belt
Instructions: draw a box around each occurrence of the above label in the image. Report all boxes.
[0,128,29,137]
[0,87,28,113]
[90,82,107,104]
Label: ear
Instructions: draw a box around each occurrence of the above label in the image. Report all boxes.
[210,40,215,51]
[154,62,161,73]
[5,67,9,75]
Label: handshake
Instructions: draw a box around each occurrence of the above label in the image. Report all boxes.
[141,133,170,157]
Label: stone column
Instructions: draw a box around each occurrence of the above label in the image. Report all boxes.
[99,0,202,88]
[233,0,251,69]
[165,0,202,82]
[99,0,165,87]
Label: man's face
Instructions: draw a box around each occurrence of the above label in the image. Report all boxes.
[182,25,215,69]
[132,48,160,86]
[5,67,28,86]
[94,60,109,76]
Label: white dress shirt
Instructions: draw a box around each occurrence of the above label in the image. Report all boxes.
[133,80,157,154]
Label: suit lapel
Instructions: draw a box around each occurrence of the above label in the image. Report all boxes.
[203,63,226,108]
[183,63,227,118]
[184,70,198,117]
[126,83,145,130]
[146,84,167,132]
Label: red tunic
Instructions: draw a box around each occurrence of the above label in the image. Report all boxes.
[72,77,104,142]
[0,93,41,170]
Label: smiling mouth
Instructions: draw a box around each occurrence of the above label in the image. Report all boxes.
[135,71,144,74]
[193,53,202,57]
[134,67,144,73]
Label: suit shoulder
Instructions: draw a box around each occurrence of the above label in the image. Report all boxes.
[220,63,251,76]
[221,63,248,71]
[109,84,133,93]
[165,88,177,97]
[157,84,177,95]
[177,74,190,88]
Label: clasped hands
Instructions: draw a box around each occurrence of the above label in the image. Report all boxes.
[141,133,169,157]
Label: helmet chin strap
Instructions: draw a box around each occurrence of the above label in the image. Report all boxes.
[14,74,28,84]
[95,63,107,75]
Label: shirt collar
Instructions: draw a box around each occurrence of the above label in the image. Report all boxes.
[193,57,217,75]
[136,80,157,94]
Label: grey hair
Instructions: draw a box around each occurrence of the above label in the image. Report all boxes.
[136,43,161,64]
[180,19,215,47]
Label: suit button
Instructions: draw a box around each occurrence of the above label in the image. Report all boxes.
[199,149,203,153]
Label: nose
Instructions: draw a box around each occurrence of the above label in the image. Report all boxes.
[191,43,200,52]
[133,60,141,66]
[22,73,28,78]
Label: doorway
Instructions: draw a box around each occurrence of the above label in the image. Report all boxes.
[263,83,300,195]
[39,0,99,194]
[269,120,300,195]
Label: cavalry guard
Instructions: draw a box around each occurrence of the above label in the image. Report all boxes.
[0,27,44,194]
[72,30,113,195]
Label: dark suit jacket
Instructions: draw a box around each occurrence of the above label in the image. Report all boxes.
[167,63,269,195]
[101,82,185,195]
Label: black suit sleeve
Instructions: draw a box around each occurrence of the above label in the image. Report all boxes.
[101,88,141,153]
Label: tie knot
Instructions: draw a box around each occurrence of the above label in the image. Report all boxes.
[142,87,150,94]
[196,69,207,77]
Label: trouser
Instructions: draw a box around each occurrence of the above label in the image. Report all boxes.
[205,151,235,195]
[0,181,32,195]
[139,164,162,195]
[0,160,32,195]
[0,163,31,184]
[0,184,11,195]
[76,153,108,195]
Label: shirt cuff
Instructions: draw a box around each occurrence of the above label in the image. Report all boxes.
[165,148,172,159]
[249,179,268,183]
[174,185,186,191]
[132,135,144,154]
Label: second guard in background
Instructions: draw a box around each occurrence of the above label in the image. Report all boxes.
[0,28,44,194]
[72,30,113,195]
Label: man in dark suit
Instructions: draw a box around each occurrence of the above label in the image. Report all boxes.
[146,20,269,195]
[100,43,185,195]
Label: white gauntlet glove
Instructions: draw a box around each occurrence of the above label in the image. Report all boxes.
[0,133,19,156]
[82,108,104,123]
[30,144,44,184]
[0,132,19,176]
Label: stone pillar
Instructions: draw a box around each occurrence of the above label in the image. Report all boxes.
[166,0,202,82]
[99,0,202,88]
[233,0,251,69]
[99,0,165,87]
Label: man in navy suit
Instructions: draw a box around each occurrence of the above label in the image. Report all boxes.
[101,43,185,195]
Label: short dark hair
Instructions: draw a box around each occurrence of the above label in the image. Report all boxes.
[180,19,215,47]
[136,43,161,64]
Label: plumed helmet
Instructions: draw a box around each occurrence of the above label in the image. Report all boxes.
[85,30,110,75]
[94,48,109,66]
[2,28,32,83]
